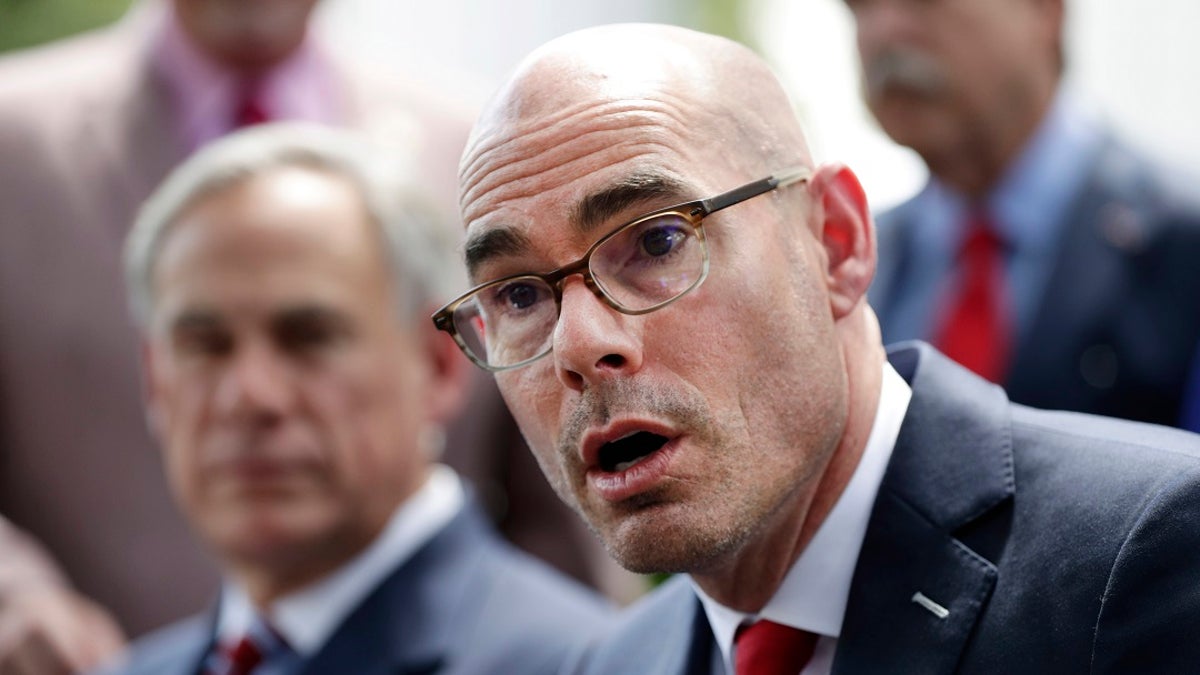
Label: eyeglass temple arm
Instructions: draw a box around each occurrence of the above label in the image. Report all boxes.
[695,166,813,215]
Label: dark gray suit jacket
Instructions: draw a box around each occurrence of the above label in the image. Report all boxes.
[870,134,1200,426]
[101,499,615,675]
[570,343,1200,673]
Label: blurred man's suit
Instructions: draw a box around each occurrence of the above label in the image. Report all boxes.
[572,343,1200,674]
[108,487,611,675]
[870,100,1200,427]
[0,7,609,636]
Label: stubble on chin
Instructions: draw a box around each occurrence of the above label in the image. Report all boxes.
[545,377,770,574]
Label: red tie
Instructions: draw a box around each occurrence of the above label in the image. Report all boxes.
[232,81,271,129]
[735,620,819,675]
[215,635,263,675]
[933,211,1012,383]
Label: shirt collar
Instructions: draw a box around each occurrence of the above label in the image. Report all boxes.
[694,362,913,675]
[215,464,464,656]
[149,4,342,151]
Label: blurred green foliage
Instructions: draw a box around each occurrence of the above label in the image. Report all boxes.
[0,0,133,54]
[689,0,750,46]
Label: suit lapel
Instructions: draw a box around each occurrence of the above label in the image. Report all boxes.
[597,578,714,675]
[652,584,715,675]
[297,502,502,675]
[834,343,1013,674]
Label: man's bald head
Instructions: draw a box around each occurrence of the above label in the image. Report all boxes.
[459,24,811,223]
[447,25,882,602]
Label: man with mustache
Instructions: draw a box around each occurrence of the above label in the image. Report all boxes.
[843,0,1200,426]
[439,23,1200,673]
[96,124,612,674]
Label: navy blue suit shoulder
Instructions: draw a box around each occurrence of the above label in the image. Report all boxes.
[98,498,616,675]
[839,343,1200,673]
[566,576,712,675]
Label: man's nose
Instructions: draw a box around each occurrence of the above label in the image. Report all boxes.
[214,342,295,423]
[552,277,644,392]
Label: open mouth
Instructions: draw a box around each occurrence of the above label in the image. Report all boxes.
[597,432,670,473]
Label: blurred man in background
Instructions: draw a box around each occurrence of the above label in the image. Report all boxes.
[0,1,616,672]
[96,123,612,675]
[845,0,1200,426]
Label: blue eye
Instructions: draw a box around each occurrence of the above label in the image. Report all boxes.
[496,281,545,311]
[640,225,687,257]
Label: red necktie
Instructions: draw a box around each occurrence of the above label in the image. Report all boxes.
[735,619,819,675]
[213,634,263,675]
[232,82,271,129]
[933,210,1012,383]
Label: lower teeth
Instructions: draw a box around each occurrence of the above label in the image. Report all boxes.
[614,456,647,472]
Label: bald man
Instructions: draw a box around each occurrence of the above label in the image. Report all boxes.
[436,24,1200,674]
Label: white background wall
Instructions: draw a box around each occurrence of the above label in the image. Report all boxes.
[317,0,688,109]
[318,0,1200,211]
[751,0,1200,210]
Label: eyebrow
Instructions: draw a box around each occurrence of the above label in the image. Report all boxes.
[465,227,535,278]
[571,171,692,234]
[169,310,221,335]
[272,304,353,334]
[464,171,692,279]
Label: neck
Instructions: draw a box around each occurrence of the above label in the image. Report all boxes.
[231,542,357,610]
[929,78,1059,200]
[691,309,886,612]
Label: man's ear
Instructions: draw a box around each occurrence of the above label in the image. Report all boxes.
[810,163,876,320]
[416,311,471,426]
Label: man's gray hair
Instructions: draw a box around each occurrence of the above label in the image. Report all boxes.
[125,123,464,329]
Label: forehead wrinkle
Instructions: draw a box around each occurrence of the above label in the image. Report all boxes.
[460,98,694,222]
[461,96,692,190]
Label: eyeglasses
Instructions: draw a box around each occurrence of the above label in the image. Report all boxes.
[432,167,812,371]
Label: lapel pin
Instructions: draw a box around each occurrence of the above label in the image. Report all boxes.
[911,591,950,619]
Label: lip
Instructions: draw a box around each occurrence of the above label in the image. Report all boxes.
[215,456,300,482]
[580,419,681,503]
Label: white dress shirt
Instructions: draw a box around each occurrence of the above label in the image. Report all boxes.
[213,464,464,659]
[694,363,913,675]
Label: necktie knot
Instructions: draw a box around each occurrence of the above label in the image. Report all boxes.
[959,214,1004,260]
[206,617,289,675]
[734,619,818,675]
[224,635,264,674]
[233,80,271,129]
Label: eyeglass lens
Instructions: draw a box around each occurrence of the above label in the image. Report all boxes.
[454,212,707,368]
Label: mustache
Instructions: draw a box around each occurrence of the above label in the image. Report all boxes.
[863,47,948,100]
[558,378,709,460]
